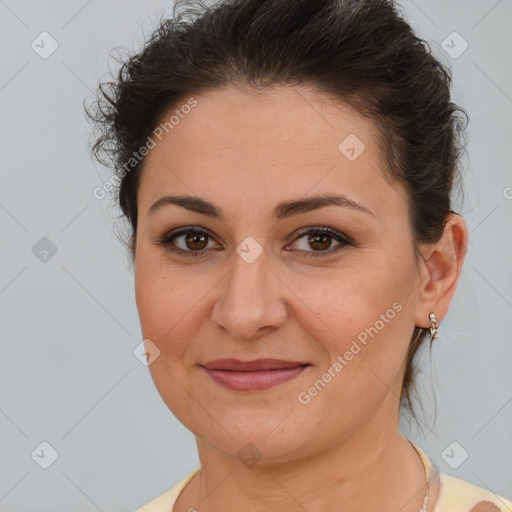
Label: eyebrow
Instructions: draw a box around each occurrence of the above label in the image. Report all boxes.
[147,193,376,220]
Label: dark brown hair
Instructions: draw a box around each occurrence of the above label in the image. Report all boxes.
[87,0,468,428]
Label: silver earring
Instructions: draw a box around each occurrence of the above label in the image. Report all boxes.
[429,312,439,341]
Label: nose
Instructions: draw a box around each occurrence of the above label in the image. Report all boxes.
[211,248,288,341]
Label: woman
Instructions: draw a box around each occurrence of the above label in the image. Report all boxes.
[88,0,512,511]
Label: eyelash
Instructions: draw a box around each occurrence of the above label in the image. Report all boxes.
[154,226,353,259]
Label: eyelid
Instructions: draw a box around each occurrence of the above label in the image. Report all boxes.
[155,225,353,258]
[290,226,353,246]
[286,226,352,258]
[154,226,221,256]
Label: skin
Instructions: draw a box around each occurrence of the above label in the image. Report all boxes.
[133,85,467,512]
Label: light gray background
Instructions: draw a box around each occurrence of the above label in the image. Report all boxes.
[1,0,511,510]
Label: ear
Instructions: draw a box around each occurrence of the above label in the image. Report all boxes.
[413,213,468,328]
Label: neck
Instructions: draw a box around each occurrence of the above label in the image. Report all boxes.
[178,417,430,512]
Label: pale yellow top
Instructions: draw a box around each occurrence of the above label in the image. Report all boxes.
[134,442,512,512]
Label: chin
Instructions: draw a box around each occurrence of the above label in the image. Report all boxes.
[188,409,322,467]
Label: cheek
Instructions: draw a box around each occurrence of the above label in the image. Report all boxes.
[296,258,407,348]
[134,258,205,416]
[134,256,201,356]
[294,256,413,397]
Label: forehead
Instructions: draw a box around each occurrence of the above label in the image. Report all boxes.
[137,85,407,221]
[150,84,378,156]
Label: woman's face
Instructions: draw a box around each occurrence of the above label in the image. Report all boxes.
[134,85,430,463]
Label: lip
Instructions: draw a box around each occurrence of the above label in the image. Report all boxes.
[202,358,309,371]
[201,358,311,391]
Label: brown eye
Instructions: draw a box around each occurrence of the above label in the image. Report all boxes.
[289,227,352,259]
[156,226,352,259]
[184,232,209,251]
[307,233,332,251]
[155,227,219,258]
